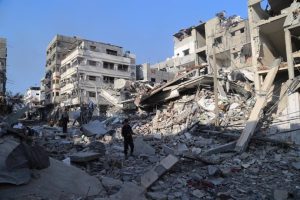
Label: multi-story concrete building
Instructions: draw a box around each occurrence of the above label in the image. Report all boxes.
[137,63,175,84]
[59,39,136,107]
[42,35,78,105]
[150,23,208,73]
[248,0,300,143]
[150,14,252,78]
[205,14,252,73]
[0,38,7,99]
[24,86,43,108]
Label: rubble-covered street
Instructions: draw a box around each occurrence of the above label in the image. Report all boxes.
[2,0,300,199]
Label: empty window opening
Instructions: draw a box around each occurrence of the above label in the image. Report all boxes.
[118,64,129,71]
[88,60,97,66]
[240,28,245,33]
[214,36,222,45]
[103,76,114,84]
[106,49,118,56]
[88,76,96,81]
[103,62,114,70]
[88,92,96,97]
[183,49,190,56]
[90,45,96,51]
[233,53,239,59]
[151,78,156,82]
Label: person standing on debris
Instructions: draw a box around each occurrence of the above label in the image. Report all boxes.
[121,119,134,159]
[61,108,69,133]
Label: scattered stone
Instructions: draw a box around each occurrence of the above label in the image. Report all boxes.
[109,182,146,200]
[207,165,221,176]
[184,132,192,140]
[82,120,107,136]
[133,137,155,156]
[101,176,123,194]
[177,143,188,155]
[192,189,206,199]
[192,147,202,155]
[273,189,288,200]
[292,162,300,170]
[162,145,175,155]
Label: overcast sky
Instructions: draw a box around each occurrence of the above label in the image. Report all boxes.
[0,0,255,93]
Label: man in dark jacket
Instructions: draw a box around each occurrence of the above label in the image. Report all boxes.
[121,119,134,159]
[61,108,69,133]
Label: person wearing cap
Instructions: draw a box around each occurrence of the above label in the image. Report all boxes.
[121,118,134,159]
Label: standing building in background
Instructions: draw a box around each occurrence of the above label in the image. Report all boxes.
[24,86,43,108]
[0,38,7,100]
[59,38,136,107]
[41,35,78,106]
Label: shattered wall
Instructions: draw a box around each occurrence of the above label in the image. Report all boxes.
[205,15,252,73]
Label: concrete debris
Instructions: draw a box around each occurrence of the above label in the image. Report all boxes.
[0,158,103,199]
[3,2,300,198]
[82,120,108,136]
[133,137,155,156]
[141,154,179,188]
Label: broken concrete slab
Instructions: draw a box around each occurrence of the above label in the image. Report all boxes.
[176,143,189,155]
[292,162,300,170]
[0,158,103,199]
[0,137,31,185]
[273,189,289,200]
[82,120,108,137]
[235,60,280,153]
[101,176,123,195]
[133,137,155,156]
[141,155,179,189]
[4,106,28,126]
[109,182,146,200]
[69,152,101,162]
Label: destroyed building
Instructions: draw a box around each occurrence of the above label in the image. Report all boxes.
[205,14,252,74]
[245,0,300,144]
[0,38,7,100]
[59,38,136,107]
[41,35,78,106]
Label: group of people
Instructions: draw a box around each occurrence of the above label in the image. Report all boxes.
[57,103,135,159]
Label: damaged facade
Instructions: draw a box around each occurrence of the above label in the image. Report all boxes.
[59,39,136,107]
[42,35,78,106]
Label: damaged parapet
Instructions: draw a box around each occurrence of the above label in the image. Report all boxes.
[0,38,7,100]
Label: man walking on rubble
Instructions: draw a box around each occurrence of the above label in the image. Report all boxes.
[61,108,69,133]
[121,118,134,159]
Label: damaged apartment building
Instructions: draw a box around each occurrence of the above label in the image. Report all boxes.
[146,12,252,83]
[41,35,78,106]
[245,0,300,143]
[0,38,7,101]
[59,39,136,108]
[41,35,136,108]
